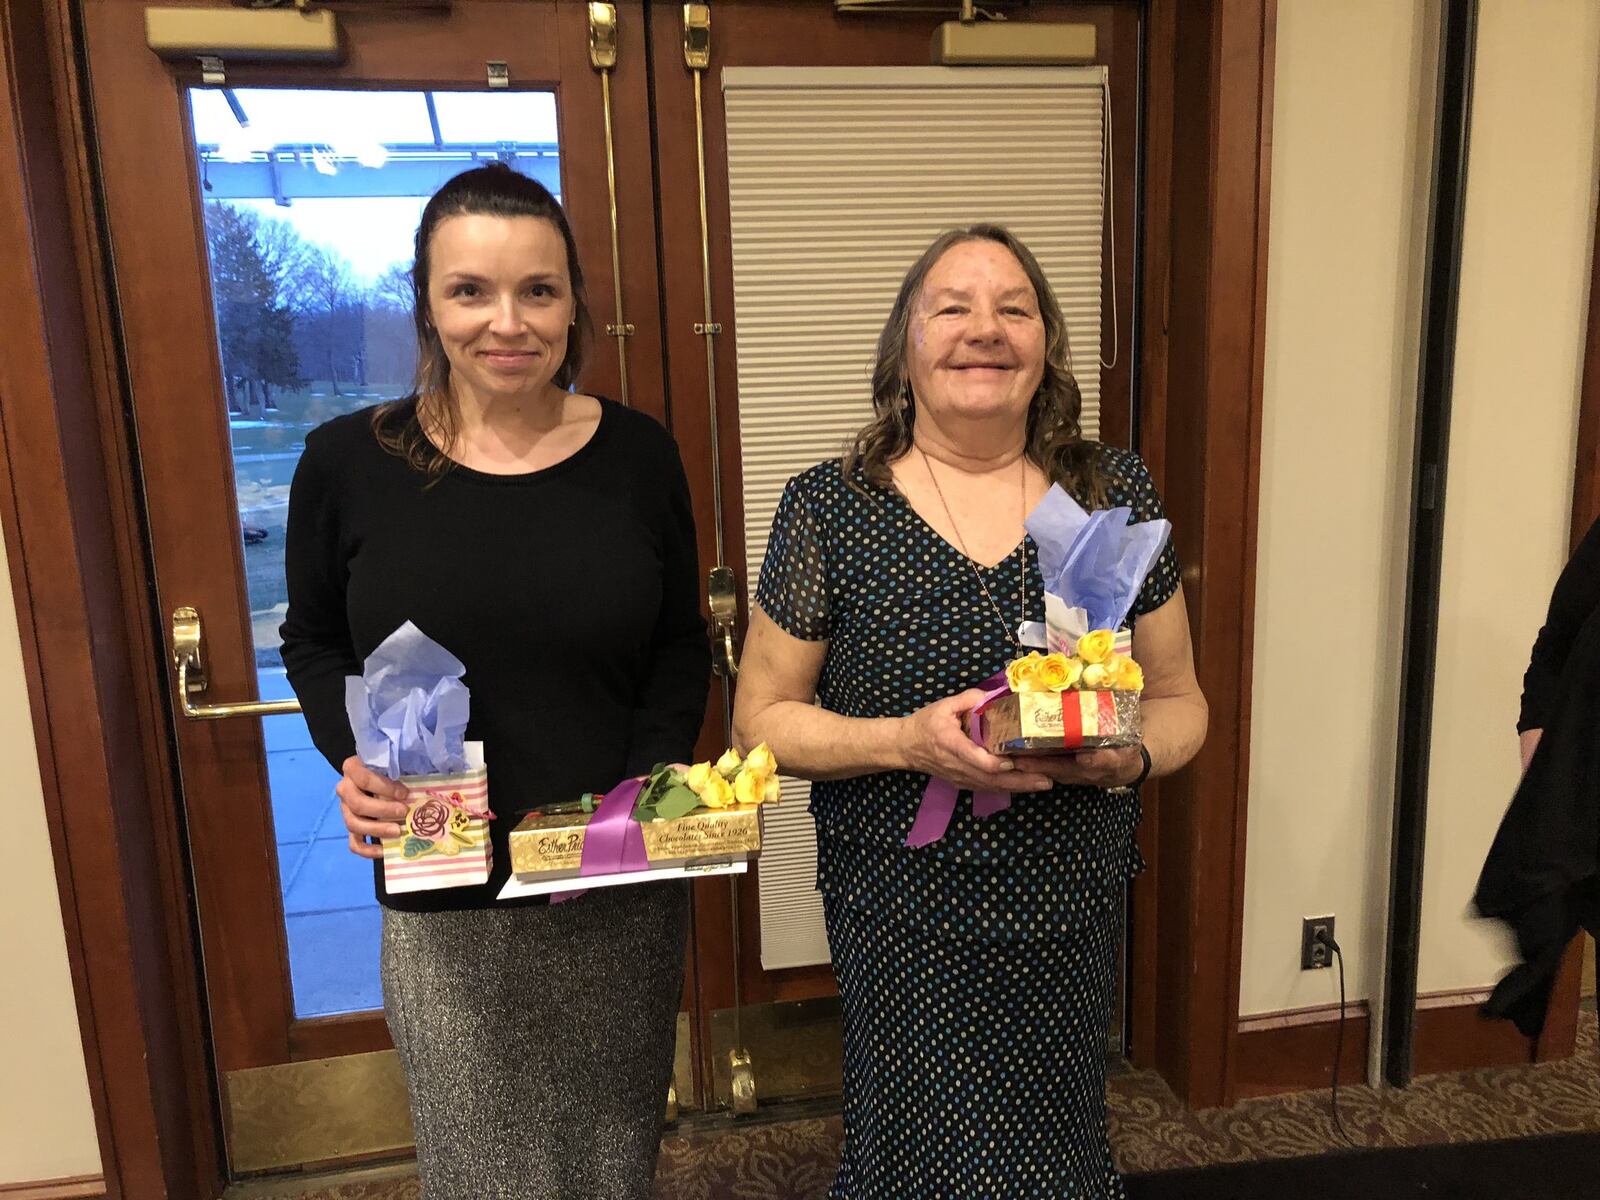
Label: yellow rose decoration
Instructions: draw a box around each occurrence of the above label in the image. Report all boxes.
[1036,653,1083,692]
[1081,662,1113,690]
[763,774,782,805]
[715,747,744,779]
[1110,654,1145,691]
[685,761,715,796]
[744,743,777,777]
[1077,629,1117,665]
[734,769,768,807]
[1006,652,1045,692]
[700,771,735,809]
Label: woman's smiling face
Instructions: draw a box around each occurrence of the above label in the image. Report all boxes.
[425,212,575,404]
[905,238,1046,428]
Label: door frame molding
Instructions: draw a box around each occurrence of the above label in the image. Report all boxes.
[1123,0,1277,1107]
[1,1,221,1196]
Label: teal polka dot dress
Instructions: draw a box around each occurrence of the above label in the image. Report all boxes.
[755,444,1180,1200]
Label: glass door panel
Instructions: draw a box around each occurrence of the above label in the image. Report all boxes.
[191,85,563,1019]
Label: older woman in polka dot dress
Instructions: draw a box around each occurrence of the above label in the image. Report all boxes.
[733,225,1208,1199]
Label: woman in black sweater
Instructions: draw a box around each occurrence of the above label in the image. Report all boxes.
[1519,517,1600,768]
[280,165,709,1196]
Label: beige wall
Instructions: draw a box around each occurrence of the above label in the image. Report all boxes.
[1418,0,1600,995]
[1242,0,1436,1016]
[1245,0,1600,1018]
[0,521,100,1183]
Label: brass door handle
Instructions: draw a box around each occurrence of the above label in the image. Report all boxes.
[708,565,739,679]
[171,606,301,720]
[713,623,738,679]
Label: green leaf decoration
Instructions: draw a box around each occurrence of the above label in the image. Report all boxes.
[632,805,658,823]
[654,784,703,822]
[639,769,677,811]
[402,836,433,860]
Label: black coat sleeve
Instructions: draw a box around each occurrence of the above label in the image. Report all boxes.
[1520,515,1600,732]
[622,433,712,776]
[279,427,360,771]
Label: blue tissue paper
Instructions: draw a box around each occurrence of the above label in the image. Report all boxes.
[344,621,471,779]
[1025,485,1170,634]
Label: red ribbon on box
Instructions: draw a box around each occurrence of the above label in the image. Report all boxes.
[1056,689,1119,750]
[905,680,1126,848]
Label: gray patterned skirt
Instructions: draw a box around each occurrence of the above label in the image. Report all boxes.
[381,882,688,1198]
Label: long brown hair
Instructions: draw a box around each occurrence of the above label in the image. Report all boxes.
[843,224,1103,506]
[372,163,593,476]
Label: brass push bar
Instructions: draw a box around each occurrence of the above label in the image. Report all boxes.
[588,3,634,404]
[171,606,300,720]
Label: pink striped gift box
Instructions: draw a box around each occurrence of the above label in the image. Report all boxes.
[381,758,492,894]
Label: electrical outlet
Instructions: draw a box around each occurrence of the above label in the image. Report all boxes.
[1300,916,1335,970]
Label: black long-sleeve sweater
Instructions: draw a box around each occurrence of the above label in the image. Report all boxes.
[1520,515,1600,732]
[1476,514,1600,1034]
[279,398,711,911]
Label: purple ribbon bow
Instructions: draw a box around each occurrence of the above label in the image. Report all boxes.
[551,776,650,903]
[905,672,1015,848]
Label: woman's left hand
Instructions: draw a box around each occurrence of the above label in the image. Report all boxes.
[1029,745,1144,790]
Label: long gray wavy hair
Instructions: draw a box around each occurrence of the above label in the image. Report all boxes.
[842,223,1104,506]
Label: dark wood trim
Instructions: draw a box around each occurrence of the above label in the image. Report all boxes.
[1235,1001,1371,1101]
[1413,988,1538,1077]
[1570,178,1600,554]
[1126,0,1176,1068]
[1142,0,1276,1109]
[0,1177,107,1200]
[1236,988,1541,1099]
[287,1013,393,1062]
[1533,938,1585,1063]
[0,2,221,1196]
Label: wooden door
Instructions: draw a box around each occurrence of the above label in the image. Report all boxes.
[649,0,1143,1106]
[77,0,670,1172]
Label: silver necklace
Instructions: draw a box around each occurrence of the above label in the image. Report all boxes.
[918,445,1027,651]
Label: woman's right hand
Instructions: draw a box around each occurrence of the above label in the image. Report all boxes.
[337,755,411,860]
[898,690,1052,794]
[1519,728,1543,773]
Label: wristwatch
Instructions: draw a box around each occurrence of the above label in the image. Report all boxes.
[1107,744,1153,795]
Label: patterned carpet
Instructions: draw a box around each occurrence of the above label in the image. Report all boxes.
[1105,1014,1600,1173]
[229,1013,1600,1199]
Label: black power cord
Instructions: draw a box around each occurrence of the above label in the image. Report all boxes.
[1315,927,1355,1145]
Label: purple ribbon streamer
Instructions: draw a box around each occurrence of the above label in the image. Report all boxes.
[551,776,649,903]
[905,673,1015,848]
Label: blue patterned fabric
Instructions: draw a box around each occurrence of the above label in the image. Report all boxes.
[824,891,1124,1198]
[754,445,1181,1198]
